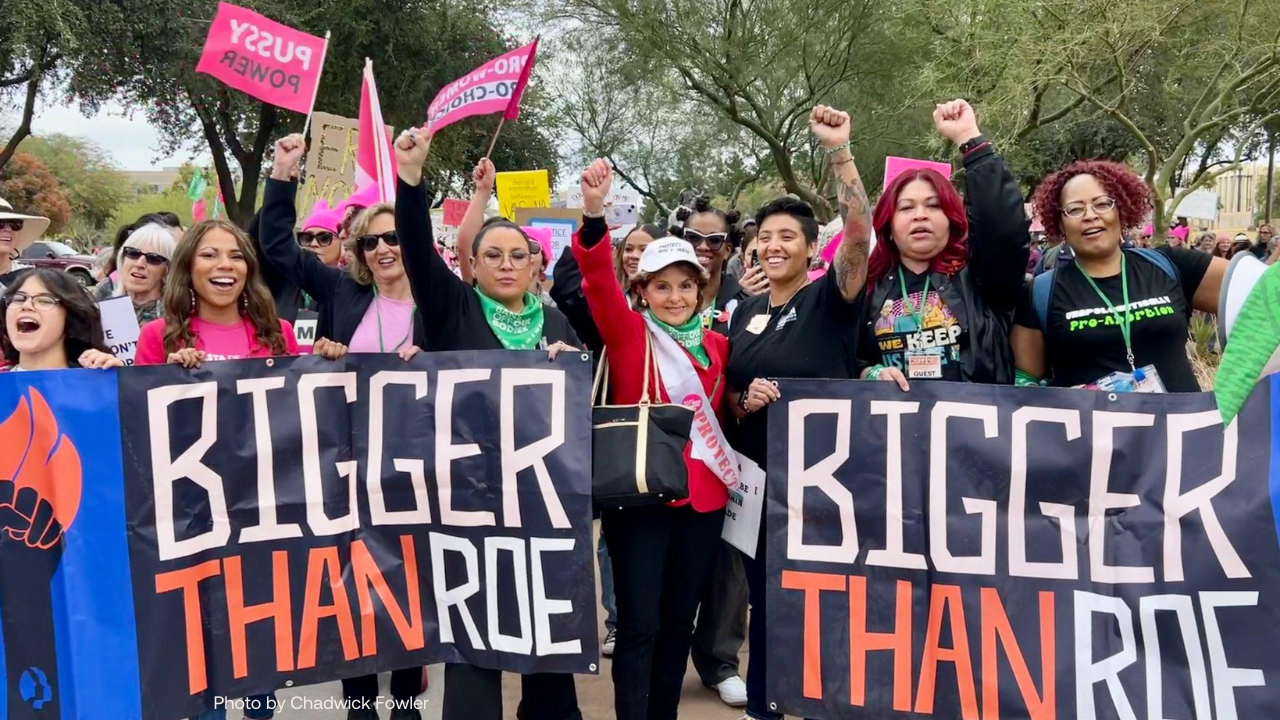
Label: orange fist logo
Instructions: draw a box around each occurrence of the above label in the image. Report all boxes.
[0,388,82,549]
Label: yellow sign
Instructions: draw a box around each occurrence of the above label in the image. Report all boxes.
[495,169,551,220]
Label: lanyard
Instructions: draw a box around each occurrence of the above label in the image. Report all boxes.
[1075,254,1135,371]
[899,267,932,328]
[373,291,415,353]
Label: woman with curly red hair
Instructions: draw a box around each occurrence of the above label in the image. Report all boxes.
[858,99,1031,389]
[1012,160,1227,391]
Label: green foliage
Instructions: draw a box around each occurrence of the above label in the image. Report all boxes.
[109,187,197,232]
[0,153,72,232]
[1255,166,1280,224]
[18,133,131,231]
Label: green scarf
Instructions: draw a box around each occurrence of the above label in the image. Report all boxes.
[645,309,708,366]
[475,288,545,350]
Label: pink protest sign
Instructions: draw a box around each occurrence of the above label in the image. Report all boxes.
[426,38,539,133]
[442,198,469,227]
[883,156,953,191]
[195,2,328,114]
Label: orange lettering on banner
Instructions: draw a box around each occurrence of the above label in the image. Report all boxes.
[225,552,295,678]
[296,546,360,669]
[352,535,426,655]
[155,559,222,694]
[780,570,847,699]
[981,588,1056,720]
[848,576,914,711]
[915,584,979,719]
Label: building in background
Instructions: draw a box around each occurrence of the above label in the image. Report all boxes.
[123,167,181,195]
[1210,162,1269,232]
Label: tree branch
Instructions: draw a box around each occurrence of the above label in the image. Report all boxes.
[0,49,57,172]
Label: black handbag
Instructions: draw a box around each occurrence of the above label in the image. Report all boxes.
[591,333,693,509]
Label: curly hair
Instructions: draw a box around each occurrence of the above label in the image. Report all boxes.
[866,168,969,286]
[1,268,110,365]
[1032,160,1151,242]
[676,196,745,248]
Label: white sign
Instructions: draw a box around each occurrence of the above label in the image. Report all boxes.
[563,183,642,210]
[294,309,318,353]
[722,456,766,558]
[1173,188,1220,220]
[97,296,142,365]
[529,218,576,279]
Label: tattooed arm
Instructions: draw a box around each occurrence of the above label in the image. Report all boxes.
[810,105,871,302]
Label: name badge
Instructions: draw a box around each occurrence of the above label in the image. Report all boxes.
[907,353,942,379]
[745,314,770,335]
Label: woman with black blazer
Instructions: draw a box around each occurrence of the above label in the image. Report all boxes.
[259,134,426,356]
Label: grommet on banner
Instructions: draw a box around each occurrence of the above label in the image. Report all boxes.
[770,702,778,711]
[581,353,590,362]
[1108,392,1117,402]
[589,663,597,672]
[285,680,293,687]
[266,358,275,367]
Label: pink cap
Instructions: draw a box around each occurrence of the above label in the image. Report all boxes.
[521,226,554,259]
[1142,223,1154,237]
[301,199,344,234]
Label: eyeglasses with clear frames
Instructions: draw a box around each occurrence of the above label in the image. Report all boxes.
[1062,197,1117,219]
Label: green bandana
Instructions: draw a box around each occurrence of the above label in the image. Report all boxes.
[645,309,708,366]
[475,288,545,350]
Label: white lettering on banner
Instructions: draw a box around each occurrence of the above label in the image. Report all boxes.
[436,369,496,527]
[1009,406,1080,579]
[786,399,857,563]
[1202,591,1265,720]
[367,371,432,526]
[236,377,303,544]
[228,19,313,70]
[501,369,571,529]
[929,402,999,575]
[298,373,360,536]
[430,532,485,649]
[1089,411,1157,584]
[1073,590,1140,720]
[149,383,231,562]
[531,537,581,656]
[486,537,533,654]
[866,400,926,570]
[1163,411,1248,581]
[428,81,518,124]
[1139,595,1213,720]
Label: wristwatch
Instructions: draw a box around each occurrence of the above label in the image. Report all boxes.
[958,134,988,155]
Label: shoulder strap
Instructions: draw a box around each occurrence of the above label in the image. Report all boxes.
[591,349,609,406]
[1032,268,1056,331]
[1132,247,1177,281]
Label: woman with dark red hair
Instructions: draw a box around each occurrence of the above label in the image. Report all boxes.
[859,99,1031,389]
[1011,160,1227,392]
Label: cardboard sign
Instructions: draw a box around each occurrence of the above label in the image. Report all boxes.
[1174,188,1220,220]
[515,207,580,279]
[442,198,469,227]
[96,296,142,365]
[883,156,953,190]
[296,112,392,227]
[195,2,328,114]
[496,170,551,220]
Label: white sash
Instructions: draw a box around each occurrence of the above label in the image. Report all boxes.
[644,316,740,487]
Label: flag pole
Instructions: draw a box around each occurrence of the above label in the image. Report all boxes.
[301,30,331,141]
[484,116,506,159]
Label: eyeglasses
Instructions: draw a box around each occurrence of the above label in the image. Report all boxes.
[357,231,399,253]
[0,219,24,232]
[1061,197,1117,219]
[121,247,169,266]
[5,291,60,311]
[298,230,336,247]
[684,229,729,250]
[480,248,532,269]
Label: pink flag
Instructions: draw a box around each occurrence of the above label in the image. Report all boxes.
[355,59,397,204]
[195,2,329,114]
[442,198,469,227]
[883,156,953,191]
[426,38,539,134]
[192,199,209,223]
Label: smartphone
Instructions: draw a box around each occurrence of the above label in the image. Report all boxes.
[750,249,759,267]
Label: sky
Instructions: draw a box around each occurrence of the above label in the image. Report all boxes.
[14,97,206,171]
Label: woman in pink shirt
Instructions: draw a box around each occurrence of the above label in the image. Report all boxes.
[135,220,299,366]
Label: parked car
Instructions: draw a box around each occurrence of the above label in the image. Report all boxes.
[18,240,96,285]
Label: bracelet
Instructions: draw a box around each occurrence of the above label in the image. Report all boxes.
[865,364,885,380]
[830,156,854,167]
[582,208,606,219]
[823,141,852,156]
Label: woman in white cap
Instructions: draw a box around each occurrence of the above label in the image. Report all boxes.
[0,198,49,290]
[93,223,179,325]
[573,158,733,720]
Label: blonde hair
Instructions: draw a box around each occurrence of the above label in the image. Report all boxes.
[344,203,395,286]
[114,222,179,297]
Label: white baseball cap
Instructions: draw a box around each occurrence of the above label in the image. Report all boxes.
[636,237,708,278]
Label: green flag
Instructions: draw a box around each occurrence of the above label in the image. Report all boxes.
[186,170,208,202]
[1214,259,1280,425]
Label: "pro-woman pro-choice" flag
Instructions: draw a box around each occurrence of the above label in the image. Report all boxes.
[426,38,539,134]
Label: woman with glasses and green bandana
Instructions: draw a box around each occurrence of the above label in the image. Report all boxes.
[392,127,584,720]
[258,134,427,363]
[1013,159,1228,392]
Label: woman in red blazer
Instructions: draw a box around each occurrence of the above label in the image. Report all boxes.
[573,159,735,720]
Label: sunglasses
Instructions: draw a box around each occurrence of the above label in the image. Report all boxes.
[357,231,399,253]
[121,246,169,266]
[684,229,729,250]
[5,291,60,311]
[0,219,24,232]
[298,230,336,247]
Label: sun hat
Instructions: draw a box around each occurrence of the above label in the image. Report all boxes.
[0,197,50,252]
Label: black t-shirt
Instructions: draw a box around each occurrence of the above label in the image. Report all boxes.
[1014,246,1211,392]
[861,267,965,382]
[727,270,863,467]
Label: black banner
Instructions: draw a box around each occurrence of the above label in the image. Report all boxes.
[119,352,597,720]
[766,379,1280,719]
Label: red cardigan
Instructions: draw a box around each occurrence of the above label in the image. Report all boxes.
[574,228,730,513]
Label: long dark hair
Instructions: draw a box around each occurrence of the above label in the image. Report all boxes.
[1,268,110,365]
[160,220,287,355]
